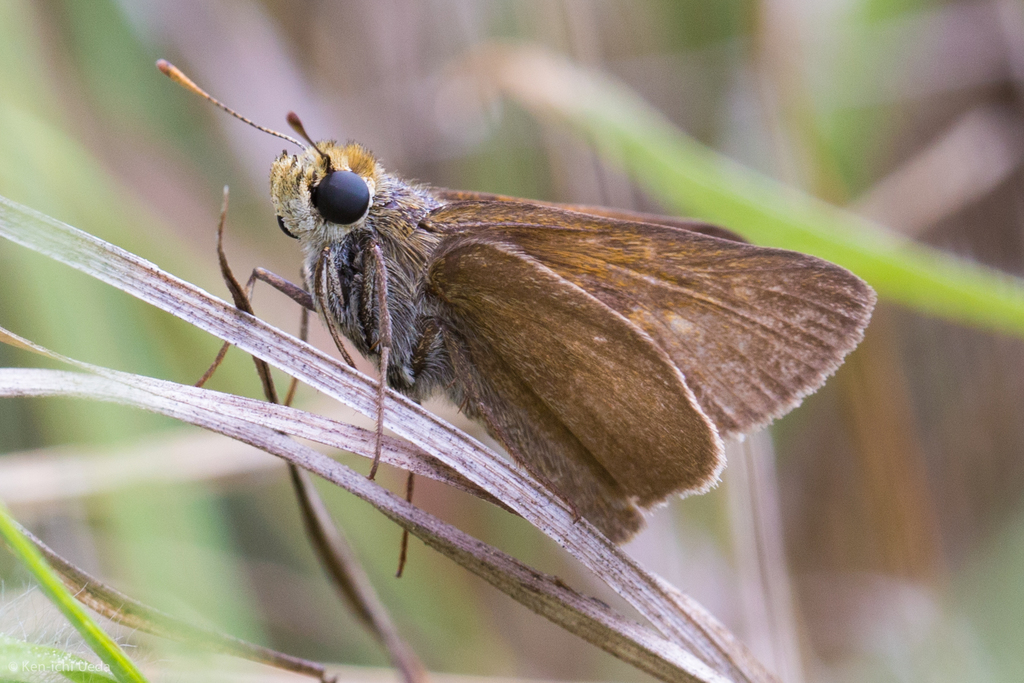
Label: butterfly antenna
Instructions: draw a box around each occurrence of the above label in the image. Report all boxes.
[156,59,304,150]
[286,112,334,170]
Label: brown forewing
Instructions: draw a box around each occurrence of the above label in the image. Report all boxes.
[423,201,876,438]
[425,233,723,542]
[433,188,747,243]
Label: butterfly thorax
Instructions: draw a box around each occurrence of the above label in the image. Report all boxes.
[271,141,449,398]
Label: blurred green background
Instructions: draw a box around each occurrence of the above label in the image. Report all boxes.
[3,0,1024,681]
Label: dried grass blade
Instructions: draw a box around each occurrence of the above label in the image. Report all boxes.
[9,520,329,680]
[0,366,723,683]
[0,194,772,682]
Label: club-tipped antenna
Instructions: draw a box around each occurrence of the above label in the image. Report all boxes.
[156,59,304,150]
[286,112,333,169]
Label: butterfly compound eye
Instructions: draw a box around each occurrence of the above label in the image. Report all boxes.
[311,170,371,225]
[276,216,298,239]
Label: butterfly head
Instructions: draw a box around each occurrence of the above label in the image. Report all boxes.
[270,141,381,246]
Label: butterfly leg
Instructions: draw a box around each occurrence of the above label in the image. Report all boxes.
[195,267,317,387]
[251,267,314,310]
[197,190,300,390]
[313,247,358,368]
[395,471,415,578]
[367,241,393,481]
[195,191,428,675]
[196,190,321,387]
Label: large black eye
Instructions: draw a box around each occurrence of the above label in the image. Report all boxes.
[311,170,371,225]
[276,216,297,239]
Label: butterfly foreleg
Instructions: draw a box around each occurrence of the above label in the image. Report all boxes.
[198,194,315,388]
[313,246,358,368]
[367,241,393,481]
[250,267,314,311]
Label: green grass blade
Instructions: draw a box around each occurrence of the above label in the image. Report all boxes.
[494,48,1024,338]
[0,503,148,683]
[0,634,119,682]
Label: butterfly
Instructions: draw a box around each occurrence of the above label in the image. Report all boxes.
[270,139,875,542]
[161,60,875,543]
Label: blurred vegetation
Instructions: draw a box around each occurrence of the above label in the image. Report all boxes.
[0,502,146,682]
[3,0,1024,681]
